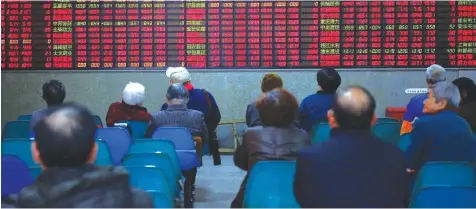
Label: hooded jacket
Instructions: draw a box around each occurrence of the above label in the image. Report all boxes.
[4,165,152,208]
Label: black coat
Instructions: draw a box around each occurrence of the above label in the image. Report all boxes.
[3,165,152,208]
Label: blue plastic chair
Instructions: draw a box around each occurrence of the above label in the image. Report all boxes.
[93,115,103,128]
[17,114,32,121]
[29,166,42,179]
[152,127,199,171]
[122,153,178,197]
[119,120,149,140]
[125,166,173,207]
[94,139,114,166]
[95,127,131,165]
[2,121,31,140]
[398,133,411,152]
[412,162,475,199]
[128,139,181,180]
[376,117,399,123]
[1,155,34,197]
[371,122,402,145]
[2,139,37,167]
[410,186,476,208]
[310,122,331,144]
[244,161,299,208]
[148,191,174,208]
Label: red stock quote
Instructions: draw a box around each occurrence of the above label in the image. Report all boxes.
[1,1,475,70]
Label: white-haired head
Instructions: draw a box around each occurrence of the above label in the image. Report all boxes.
[426,64,447,86]
[122,82,145,106]
[166,67,191,84]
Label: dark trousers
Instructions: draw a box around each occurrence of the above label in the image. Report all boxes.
[182,167,197,208]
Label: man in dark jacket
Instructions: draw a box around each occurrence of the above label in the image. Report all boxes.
[162,67,222,165]
[5,102,152,208]
[299,68,341,132]
[294,86,408,208]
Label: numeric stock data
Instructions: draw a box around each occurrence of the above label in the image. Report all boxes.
[1,0,475,70]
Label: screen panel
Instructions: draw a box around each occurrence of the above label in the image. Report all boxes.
[1,0,475,70]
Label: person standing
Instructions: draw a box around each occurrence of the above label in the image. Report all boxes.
[162,67,222,165]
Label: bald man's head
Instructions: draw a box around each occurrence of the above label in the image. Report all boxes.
[33,102,97,168]
[330,86,376,130]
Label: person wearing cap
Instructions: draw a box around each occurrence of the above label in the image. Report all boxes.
[163,67,222,165]
[400,64,447,135]
[405,82,476,183]
[105,82,151,127]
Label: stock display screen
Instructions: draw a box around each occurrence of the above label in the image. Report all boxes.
[1,0,475,70]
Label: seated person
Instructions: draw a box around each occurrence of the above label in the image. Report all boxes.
[299,68,341,132]
[145,83,208,204]
[400,64,446,135]
[406,82,476,177]
[6,102,152,207]
[246,73,283,127]
[105,82,151,127]
[453,77,476,132]
[294,86,408,208]
[231,88,309,208]
[30,80,65,130]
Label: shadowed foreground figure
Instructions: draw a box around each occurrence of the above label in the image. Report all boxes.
[294,86,408,208]
[4,102,152,208]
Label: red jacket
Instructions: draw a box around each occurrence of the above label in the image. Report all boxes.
[105,101,151,127]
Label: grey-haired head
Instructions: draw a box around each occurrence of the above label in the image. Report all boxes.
[424,82,461,113]
[425,64,446,88]
[166,83,189,105]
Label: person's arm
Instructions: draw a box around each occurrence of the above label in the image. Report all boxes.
[245,104,253,127]
[233,136,248,171]
[400,97,419,135]
[144,118,157,138]
[200,113,209,144]
[294,150,315,208]
[209,93,221,127]
[298,100,311,132]
[405,120,427,171]
[105,103,118,127]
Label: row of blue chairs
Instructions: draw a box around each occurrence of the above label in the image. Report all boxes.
[2,126,200,208]
[242,161,476,208]
[311,119,402,145]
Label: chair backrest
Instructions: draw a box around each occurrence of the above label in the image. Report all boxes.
[148,191,174,208]
[1,154,34,197]
[410,186,476,208]
[2,121,31,140]
[412,162,476,198]
[376,117,399,123]
[371,122,402,145]
[119,120,149,140]
[310,122,331,144]
[93,115,103,128]
[122,153,178,196]
[125,165,172,205]
[152,127,199,171]
[94,139,113,166]
[398,133,411,152]
[17,114,32,121]
[95,127,131,165]
[244,161,299,208]
[2,139,37,167]
[128,139,180,179]
[152,127,195,150]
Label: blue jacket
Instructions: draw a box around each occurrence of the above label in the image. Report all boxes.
[298,91,334,132]
[294,129,409,208]
[161,87,221,131]
[406,110,476,172]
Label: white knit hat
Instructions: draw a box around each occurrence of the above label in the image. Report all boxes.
[166,67,191,84]
[122,82,145,106]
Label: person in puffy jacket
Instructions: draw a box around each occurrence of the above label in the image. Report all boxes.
[3,102,152,208]
[231,88,309,208]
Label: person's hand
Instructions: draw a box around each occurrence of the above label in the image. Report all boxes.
[407,168,415,173]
